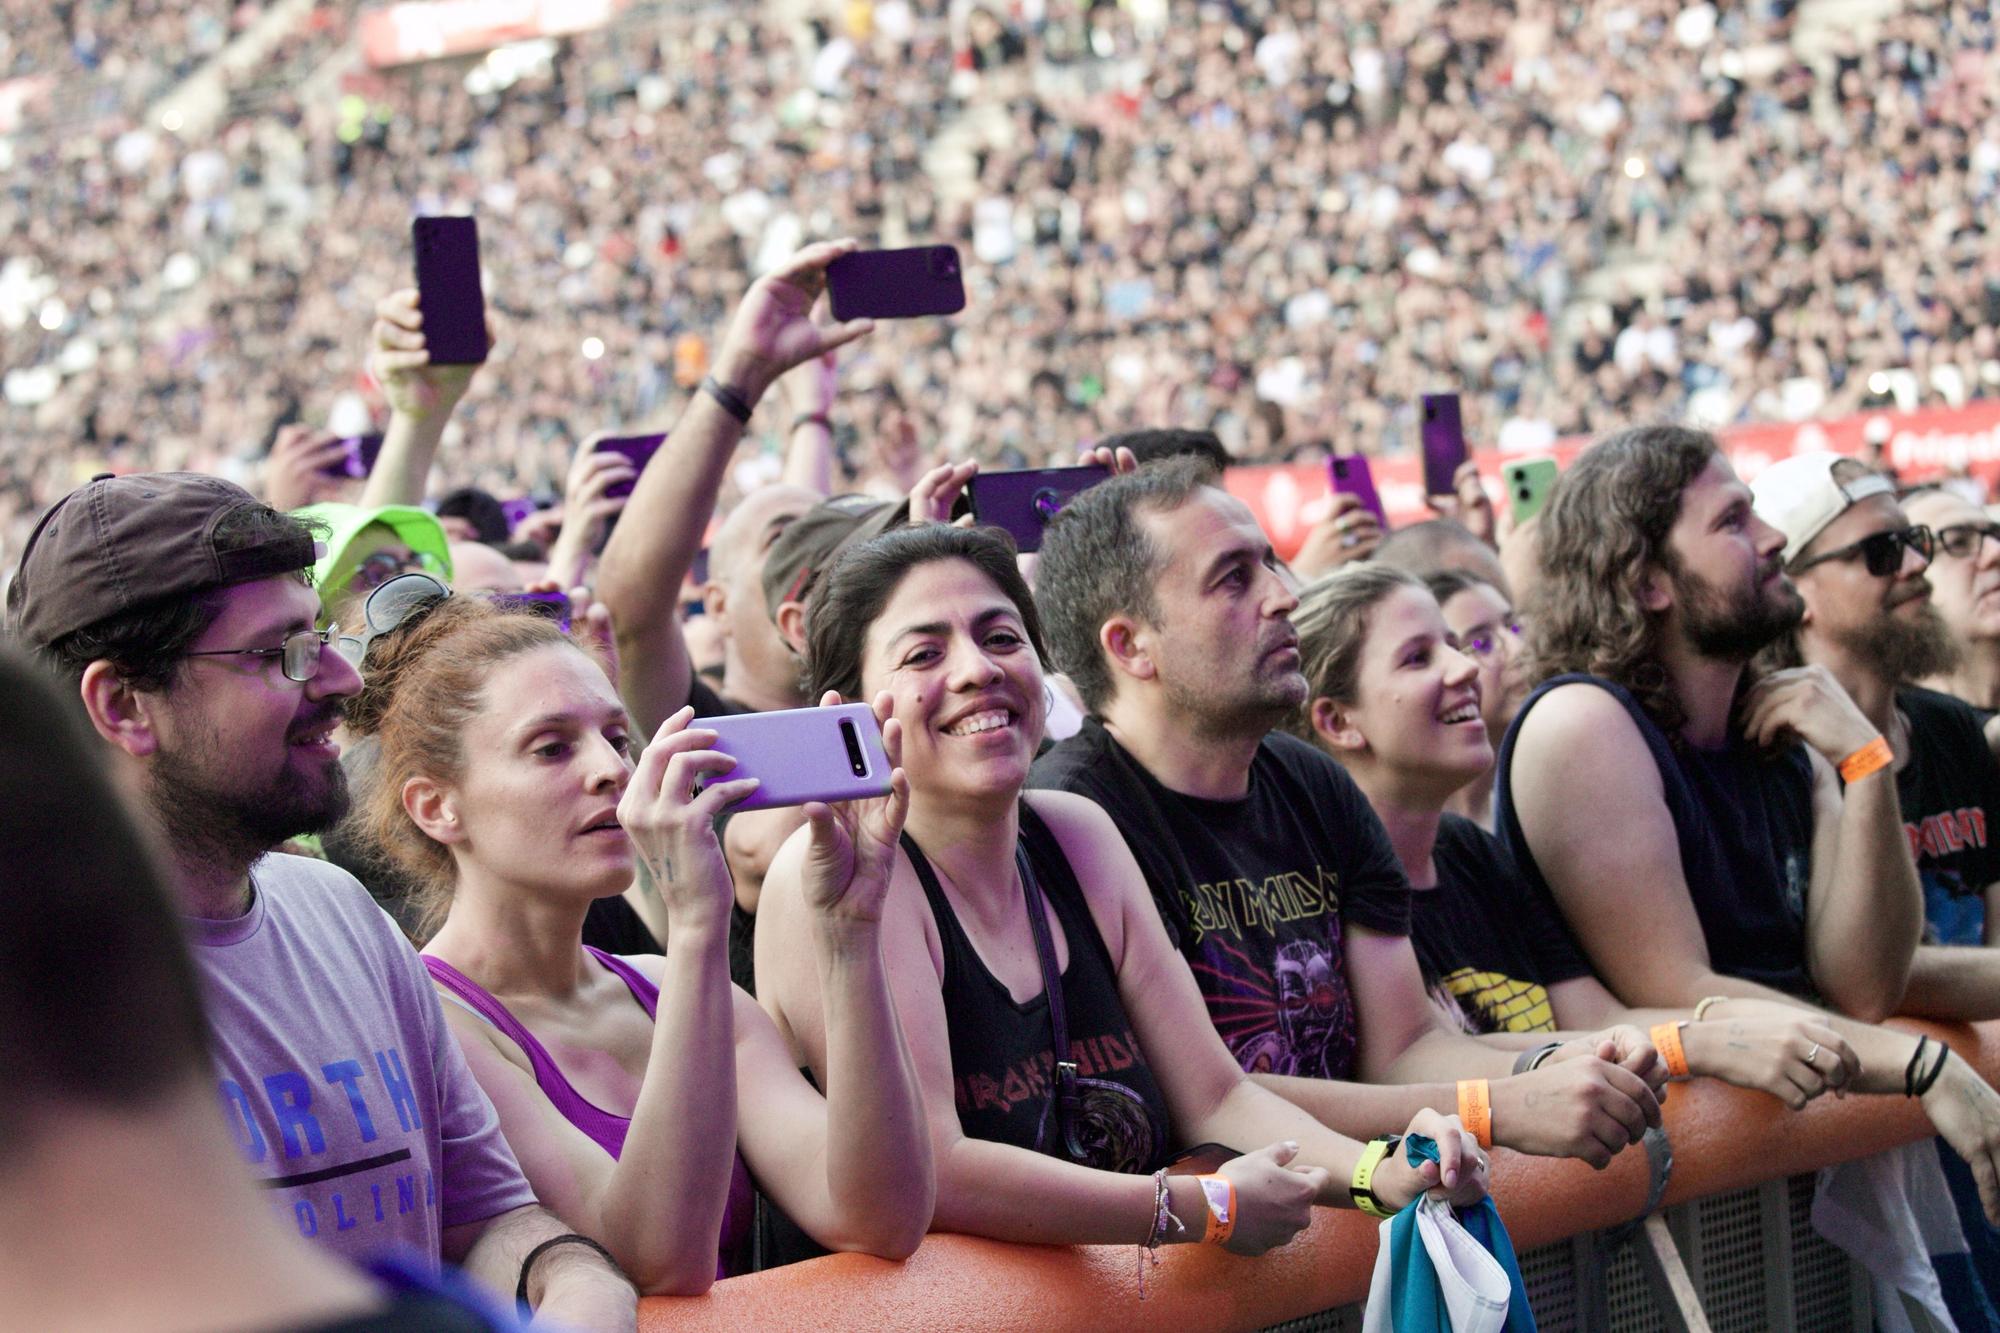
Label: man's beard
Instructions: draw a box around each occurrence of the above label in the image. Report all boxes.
[149,734,351,880]
[1831,598,1962,683]
[1677,562,1805,663]
[1161,659,1307,742]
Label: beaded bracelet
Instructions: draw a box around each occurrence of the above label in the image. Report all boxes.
[1136,1167,1186,1299]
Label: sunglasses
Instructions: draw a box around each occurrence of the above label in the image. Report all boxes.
[1935,522,2000,560]
[1789,524,1934,578]
[335,571,452,665]
[353,550,443,592]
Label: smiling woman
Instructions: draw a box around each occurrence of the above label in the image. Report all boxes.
[755,523,1486,1261]
[340,592,935,1293]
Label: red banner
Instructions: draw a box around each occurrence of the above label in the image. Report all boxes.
[358,0,622,67]
[1227,401,2000,559]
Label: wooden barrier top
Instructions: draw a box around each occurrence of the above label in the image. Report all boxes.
[637,1019,1996,1332]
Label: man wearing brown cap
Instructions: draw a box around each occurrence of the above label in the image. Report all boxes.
[7,473,637,1328]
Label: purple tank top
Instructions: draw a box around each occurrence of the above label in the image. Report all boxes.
[424,947,755,1278]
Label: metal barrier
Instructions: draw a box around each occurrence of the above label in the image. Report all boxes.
[636,1019,1997,1331]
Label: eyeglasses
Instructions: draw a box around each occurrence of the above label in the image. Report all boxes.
[184,625,345,684]
[1457,621,1522,663]
[1935,522,2000,560]
[1789,524,1934,577]
[335,572,452,665]
[352,550,443,592]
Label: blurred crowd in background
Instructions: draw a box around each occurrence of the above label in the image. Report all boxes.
[3,0,1998,565]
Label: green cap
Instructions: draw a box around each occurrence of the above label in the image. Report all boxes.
[292,502,454,617]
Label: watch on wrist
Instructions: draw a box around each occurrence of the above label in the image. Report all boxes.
[1350,1134,1404,1219]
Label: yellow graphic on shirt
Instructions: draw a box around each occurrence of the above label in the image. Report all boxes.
[1438,968,1557,1034]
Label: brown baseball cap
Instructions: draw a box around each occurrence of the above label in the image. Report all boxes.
[760,495,908,620]
[7,472,320,650]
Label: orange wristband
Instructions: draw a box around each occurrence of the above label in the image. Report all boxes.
[1196,1174,1236,1246]
[1456,1078,1493,1149]
[1651,1021,1691,1079]
[1838,735,1892,784]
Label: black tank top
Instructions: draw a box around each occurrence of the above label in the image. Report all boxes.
[1495,674,1817,999]
[904,803,1170,1175]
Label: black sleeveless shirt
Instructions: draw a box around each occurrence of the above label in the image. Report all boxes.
[1494,673,1817,1000]
[904,802,1170,1175]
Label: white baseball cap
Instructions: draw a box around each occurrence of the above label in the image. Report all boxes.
[1749,453,1894,565]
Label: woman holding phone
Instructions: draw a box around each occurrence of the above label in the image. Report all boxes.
[755,524,1487,1260]
[342,575,932,1293]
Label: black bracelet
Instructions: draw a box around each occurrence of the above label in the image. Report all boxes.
[515,1232,624,1308]
[700,375,754,425]
[1905,1035,1931,1098]
[1512,1042,1561,1076]
[791,411,833,433]
[1914,1041,1952,1099]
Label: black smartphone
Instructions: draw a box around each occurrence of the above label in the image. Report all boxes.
[967,464,1110,553]
[826,245,967,321]
[317,434,384,480]
[1419,393,1468,498]
[593,433,667,499]
[412,215,488,365]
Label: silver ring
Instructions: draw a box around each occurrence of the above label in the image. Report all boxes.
[1341,532,1360,548]
[1804,1043,1821,1066]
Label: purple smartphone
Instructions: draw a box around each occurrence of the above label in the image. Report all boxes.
[412,216,488,365]
[501,495,552,530]
[1419,393,1467,497]
[318,433,384,480]
[967,464,1109,553]
[1328,455,1388,528]
[826,245,967,321]
[593,433,667,499]
[691,703,893,812]
[493,589,571,631]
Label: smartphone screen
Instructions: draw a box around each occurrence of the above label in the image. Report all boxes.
[967,464,1109,553]
[593,433,667,499]
[318,434,385,480]
[1327,455,1388,528]
[412,216,488,365]
[1419,393,1468,497]
[826,246,967,321]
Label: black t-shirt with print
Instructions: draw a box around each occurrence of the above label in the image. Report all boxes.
[1030,721,1412,1083]
[1897,686,2000,946]
[1412,814,1591,1036]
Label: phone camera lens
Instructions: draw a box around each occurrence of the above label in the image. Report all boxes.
[1032,487,1065,521]
[839,720,867,778]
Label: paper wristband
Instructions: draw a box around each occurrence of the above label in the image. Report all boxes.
[1838,735,1892,784]
[1197,1174,1236,1246]
[1456,1078,1493,1149]
[1651,1020,1691,1079]
[1350,1137,1399,1219]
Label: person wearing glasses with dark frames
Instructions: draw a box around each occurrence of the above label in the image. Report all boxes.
[1421,570,1528,833]
[5,473,641,1331]
[1754,456,2000,957]
[1904,486,2000,728]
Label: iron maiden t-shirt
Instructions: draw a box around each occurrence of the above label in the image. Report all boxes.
[1032,723,1411,1082]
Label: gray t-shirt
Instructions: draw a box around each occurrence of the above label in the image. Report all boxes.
[186,853,537,1267]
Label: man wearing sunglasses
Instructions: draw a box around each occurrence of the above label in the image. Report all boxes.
[1754,455,2000,958]
[1905,486,2000,722]
[6,473,638,1329]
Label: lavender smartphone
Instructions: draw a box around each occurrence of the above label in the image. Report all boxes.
[1328,455,1388,528]
[826,245,967,321]
[967,464,1109,553]
[318,433,384,480]
[493,590,571,631]
[593,433,667,499]
[692,703,892,812]
[412,216,488,365]
[1419,393,1468,497]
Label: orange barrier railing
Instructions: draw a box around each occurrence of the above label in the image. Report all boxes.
[637,1019,1999,1332]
